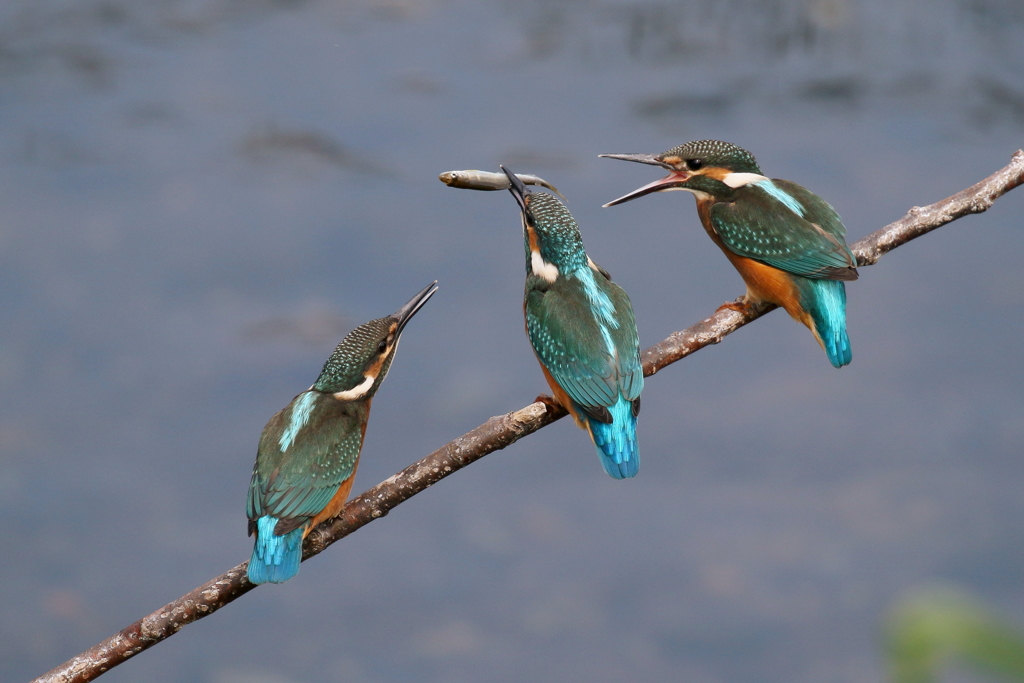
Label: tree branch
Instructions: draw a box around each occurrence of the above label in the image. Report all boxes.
[32,150,1024,683]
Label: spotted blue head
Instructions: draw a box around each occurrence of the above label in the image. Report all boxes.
[601,140,764,206]
[502,165,587,276]
[313,281,438,399]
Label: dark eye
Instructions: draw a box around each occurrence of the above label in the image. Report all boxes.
[685,159,703,171]
[377,339,388,354]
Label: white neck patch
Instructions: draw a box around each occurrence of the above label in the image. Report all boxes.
[531,250,559,283]
[721,172,769,188]
[334,374,375,400]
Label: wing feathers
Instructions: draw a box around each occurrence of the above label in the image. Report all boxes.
[526,271,642,412]
[247,395,363,533]
[711,180,857,280]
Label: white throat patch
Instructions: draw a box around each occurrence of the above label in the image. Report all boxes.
[334,374,375,400]
[531,250,559,283]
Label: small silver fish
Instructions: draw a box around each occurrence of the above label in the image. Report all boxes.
[439,170,564,198]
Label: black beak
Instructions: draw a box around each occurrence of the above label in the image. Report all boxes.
[599,153,690,208]
[599,153,674,169]
[501,165,529,213]
[392,281,439,335]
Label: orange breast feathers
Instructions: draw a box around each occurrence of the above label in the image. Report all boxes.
[303,401,369,536]
[539,361,588,429]
[694,200,812,328]
[306,467,359,536]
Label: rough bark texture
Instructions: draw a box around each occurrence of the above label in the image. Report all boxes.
[31,150,1024,683]
[854,149,1024,267]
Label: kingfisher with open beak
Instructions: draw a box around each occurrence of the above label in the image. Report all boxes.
[602,140,857,368]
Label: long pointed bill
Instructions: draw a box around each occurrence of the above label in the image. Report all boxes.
[392,281,439,335]
[598,153,673,168]
[500,165,529,213]
[602,170,691,207]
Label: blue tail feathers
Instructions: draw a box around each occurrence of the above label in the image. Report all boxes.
[804,279,851,368]
[587,397,639,479]
[247,516,304,584]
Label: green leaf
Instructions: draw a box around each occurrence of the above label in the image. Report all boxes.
[885,586,1024,683]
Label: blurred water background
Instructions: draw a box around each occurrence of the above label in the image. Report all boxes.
[1,0,1023,681]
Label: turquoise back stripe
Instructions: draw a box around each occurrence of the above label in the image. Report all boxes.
[756,179,806,217]
[279,392,317,453]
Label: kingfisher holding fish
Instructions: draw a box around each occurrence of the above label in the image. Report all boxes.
[246,282,438,584]
[439,169,564,198]
[602,140,857,368]
[501,167,643,479]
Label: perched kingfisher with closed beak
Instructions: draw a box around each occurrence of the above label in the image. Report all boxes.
[602,140,857,368]
[501,166,643,479]
[246,282,438,584]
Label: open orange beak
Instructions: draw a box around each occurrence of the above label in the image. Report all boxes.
[599,153,690,207]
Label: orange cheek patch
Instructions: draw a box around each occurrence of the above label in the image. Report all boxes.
[702,167,731,182]
[363,325,399,378]
[527,224,541,253]
[364,356,386,381]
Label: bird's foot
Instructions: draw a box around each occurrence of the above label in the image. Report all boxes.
[534,394,563,414]
[716,298,753,315]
